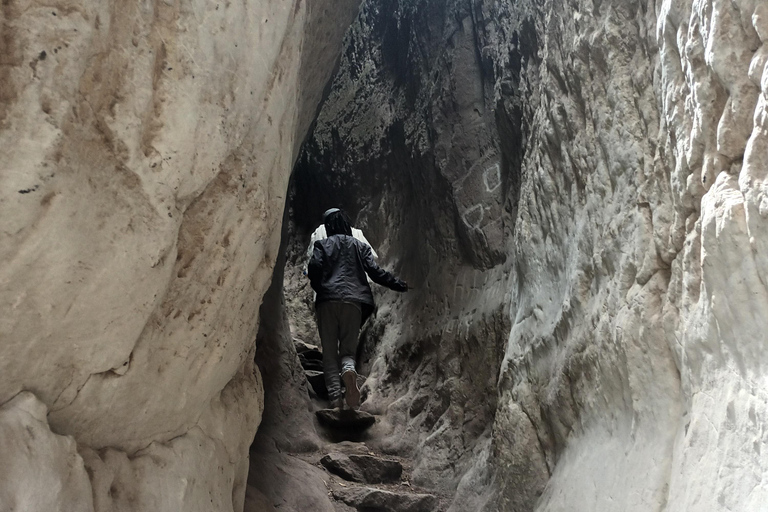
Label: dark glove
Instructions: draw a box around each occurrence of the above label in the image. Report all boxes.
[392,279,408,292]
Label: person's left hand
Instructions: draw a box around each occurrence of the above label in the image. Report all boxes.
[393,279,408,292]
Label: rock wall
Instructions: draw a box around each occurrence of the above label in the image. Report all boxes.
[285,0,768,510]
[0,1,357,510]
[497,1,768,510]
[658,1,768,509]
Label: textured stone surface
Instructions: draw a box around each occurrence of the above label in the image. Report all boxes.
[321,452,402,484]
[332,486,438,512]
[247,452,336,512]
[321,452,367,482]
[490,1,682,510]
[657,1,768,510]
[299,352,325,371]
[306,369,330,399]
[348,454,403,484]
[0,392,93,512]
[0,0,358,510]
[4,0,766,509]
[286,0,515,498]
[81,370,261,512]
[498,0,768,510]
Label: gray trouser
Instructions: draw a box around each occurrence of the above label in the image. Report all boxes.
[316,301,361,400]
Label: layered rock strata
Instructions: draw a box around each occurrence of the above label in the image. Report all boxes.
[284,0,768,510]
[0,1,357,510]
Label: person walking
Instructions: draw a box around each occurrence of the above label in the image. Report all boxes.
[307,208,408,410]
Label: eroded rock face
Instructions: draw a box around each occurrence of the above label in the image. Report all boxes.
[285,0,768,510]
[0,393,93,512]
[658,1,768,510]
[497,1,768,510]
[1,0,358,510]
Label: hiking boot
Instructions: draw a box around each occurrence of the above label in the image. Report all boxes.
[330,397,344,410]
[341,370,360,409]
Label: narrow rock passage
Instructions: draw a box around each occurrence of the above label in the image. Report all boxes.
[246,1,533,509]
[245,226,450,511]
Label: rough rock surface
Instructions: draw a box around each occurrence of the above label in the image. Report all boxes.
[283,0,768,510]
[3,0,767,509]
[322,452,369,482]
[321,452,403,483]
[1,0,358,510]
[246,452,337,512]
[306,369,330,398]
[332,486,439,512]
[0,392,93,512]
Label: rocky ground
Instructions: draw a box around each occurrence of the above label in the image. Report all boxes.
[247,335,452,512]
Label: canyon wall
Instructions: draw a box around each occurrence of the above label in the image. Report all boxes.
[2,0,766,509]
[0,1,357,510]
[287,0,768,510]
[497,1,768,510]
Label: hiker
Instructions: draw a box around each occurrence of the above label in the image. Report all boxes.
[307,208,408,410]
[306,217,378,262]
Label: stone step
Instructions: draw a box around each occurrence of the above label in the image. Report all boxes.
[332,486,438,512]
[321,452,402,484]
[316,408,376,430]
[305,370,328,399]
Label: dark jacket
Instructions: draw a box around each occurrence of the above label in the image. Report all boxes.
[308,234,405,321]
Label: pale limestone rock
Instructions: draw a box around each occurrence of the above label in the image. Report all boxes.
[484,0,768,509]
[659,1,768,510]
[0,392,94,512]
[0,0,357,510]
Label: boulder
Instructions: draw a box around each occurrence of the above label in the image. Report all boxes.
[347,455,402,484]
[321,452,402,484]
[332,486,438,512]
[248,452,336,512]
[294,339,321,355]
[320,453,366,483]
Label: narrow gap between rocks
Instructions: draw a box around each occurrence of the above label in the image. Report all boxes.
[242,2,533,510]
